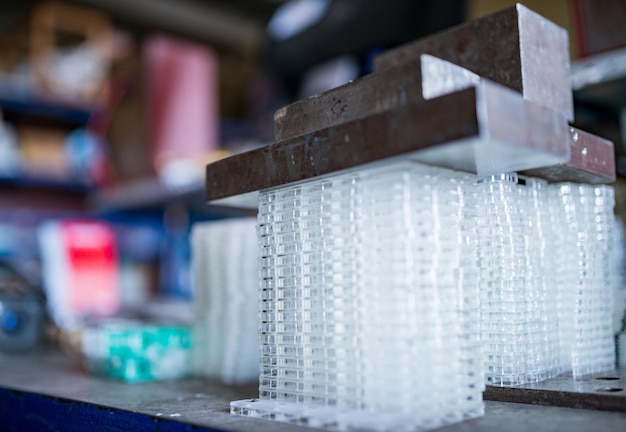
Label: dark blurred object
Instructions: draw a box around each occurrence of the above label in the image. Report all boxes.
[103,31,153,185]
[0,260,44,353]
[571,0,626,58]
[267,0,466,96]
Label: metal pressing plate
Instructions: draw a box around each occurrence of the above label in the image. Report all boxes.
[521,127,616,184]
[276,4,574,144]
[206,82,569,205]
[485,369,626,413]
[207,6,615,209]
[273,58,426,143]
[208,87,478,204]
[274,54,481,144]
[374,4,573,121]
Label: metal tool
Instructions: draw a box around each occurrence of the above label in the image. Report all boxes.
[206,4,614,207]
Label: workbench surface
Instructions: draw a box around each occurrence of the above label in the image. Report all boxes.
[1,349,625,431]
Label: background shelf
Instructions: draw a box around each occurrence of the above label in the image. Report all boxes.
[0,79,96,126]
[90,177,256,217]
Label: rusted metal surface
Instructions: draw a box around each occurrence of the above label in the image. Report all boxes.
[205,3,615,206]
[485,369,626,413]
[276,5,572,143]
[206,83,573,202]
[208,87,479,202]
[521,127,616,184]
[274,59,426,142]
[374,4,573,121]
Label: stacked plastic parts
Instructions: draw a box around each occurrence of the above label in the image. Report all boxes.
[191,219,259,384]
[208,5,618,432]
[232,161,484,431]
[230,170,616,430]
[477,174,562,386]
[551,183,616,377]
[478,175,616,385]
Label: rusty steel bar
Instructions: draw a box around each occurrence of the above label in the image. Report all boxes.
[206,82,571,203]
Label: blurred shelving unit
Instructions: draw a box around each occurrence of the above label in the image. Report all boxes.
[0,174,89,214]
[0,82,95,126]
[0,80,97,212]
[90,176,256,217]
[0,4,265,344]
[0,79,255,216]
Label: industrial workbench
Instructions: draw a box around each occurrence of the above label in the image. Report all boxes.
[0,349,625,432]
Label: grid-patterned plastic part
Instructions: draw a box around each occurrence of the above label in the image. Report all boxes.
[479,175,561,386]
[230,162,615,431]
[191,219,259,384]
[479,177,615,385]
[251,161,483,431]
[551,184,615,377]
